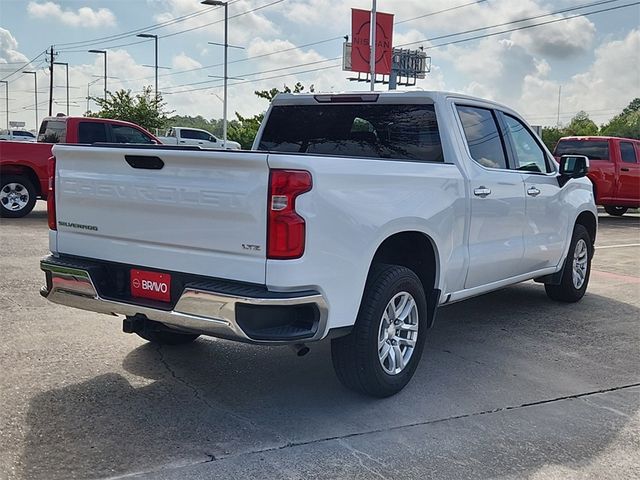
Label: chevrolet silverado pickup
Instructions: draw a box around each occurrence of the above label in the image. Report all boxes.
[40,91,597,397]
[0,116,159,217]
[554,136,640,216]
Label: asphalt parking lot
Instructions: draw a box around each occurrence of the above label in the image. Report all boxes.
[1,203,638,480]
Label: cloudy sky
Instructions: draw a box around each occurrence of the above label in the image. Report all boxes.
[1,0,639,131]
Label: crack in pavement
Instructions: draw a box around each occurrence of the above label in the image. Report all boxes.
[111,381,640,480]
[154,345,290,444]
[337,438,389,480]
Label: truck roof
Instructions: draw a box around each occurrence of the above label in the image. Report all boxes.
[558,136,640,143]
[271,90,517,113]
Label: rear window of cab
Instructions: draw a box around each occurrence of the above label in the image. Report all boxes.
[554,140,609,161]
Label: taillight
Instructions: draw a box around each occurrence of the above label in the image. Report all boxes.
[267,169,312,259]
[47,156,56,230]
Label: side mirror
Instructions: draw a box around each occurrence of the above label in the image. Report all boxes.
[559,155,589,187]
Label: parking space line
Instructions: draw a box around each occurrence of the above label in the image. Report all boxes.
[596,243,640,249]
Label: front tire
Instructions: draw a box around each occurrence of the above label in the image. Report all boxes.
[331,264,428,397]
[545,224,593,302]
[0,174,37,218]
[604,206,627,216]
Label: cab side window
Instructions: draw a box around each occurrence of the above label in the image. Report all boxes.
[456,105,508,169]
[112,125,154,144]
[78,122,107,143]
[503,114,551,173]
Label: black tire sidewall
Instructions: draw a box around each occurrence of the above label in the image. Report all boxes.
[604,206,627,216]
[547,224,592,302]
[358,266,428,395]
[0,175,37,218]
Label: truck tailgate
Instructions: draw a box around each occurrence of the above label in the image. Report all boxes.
[52,145,269,284]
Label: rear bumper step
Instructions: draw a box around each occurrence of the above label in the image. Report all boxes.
[40,255,328,344]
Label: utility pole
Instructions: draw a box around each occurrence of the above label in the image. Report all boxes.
[556,85,562,126]
[370,0,377,91]
[48,46,54,116]
[0,80,8,130]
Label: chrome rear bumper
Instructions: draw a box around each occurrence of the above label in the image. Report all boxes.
[40,257,328,344]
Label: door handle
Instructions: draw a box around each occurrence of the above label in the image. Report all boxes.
[179,140,185,143]
[527,186,541,197]
[474,187,491,198]
[621,167,630,172]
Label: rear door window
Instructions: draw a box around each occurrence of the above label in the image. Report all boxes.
[554,140,609,160]
[620,142,637,163]
[37,120,67,143]
[456,105,508,169]
[111,125,154,144]
[78,122,108,143]
[259,103,444,163]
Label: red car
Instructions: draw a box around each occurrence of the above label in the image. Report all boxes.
[0,116,159,217]
[554,136,640,216]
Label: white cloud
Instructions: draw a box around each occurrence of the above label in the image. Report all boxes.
[152,0,279,45]
[518,29,640,125]
[0,27,29,64]
[27,1,116,28]
[172,53,203,71]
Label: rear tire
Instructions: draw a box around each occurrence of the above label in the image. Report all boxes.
[331,264,428,397]
[133,318,200,345]
[604,206,627,216]
[0,174,37,218]
[545,224,592,303]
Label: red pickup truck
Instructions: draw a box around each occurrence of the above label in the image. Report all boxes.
[0,116,159,217]
[554,136,640,216]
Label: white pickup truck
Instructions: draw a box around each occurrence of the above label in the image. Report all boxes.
[40,91,597,397]
[157,126,241,149]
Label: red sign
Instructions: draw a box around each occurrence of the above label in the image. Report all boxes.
[131,269,171,302]
[351,8,394,75]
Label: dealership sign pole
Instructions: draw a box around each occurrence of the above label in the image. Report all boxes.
[369,0,376,91]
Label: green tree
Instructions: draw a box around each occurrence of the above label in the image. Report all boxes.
[541,126,565,152]
[565,111,598,136]
[89,86,172,132]
[600,98,640,139]
[227,82,314,149]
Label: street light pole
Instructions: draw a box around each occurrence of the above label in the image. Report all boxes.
[136,34,159,107]
[53,62,69,115]
[23,71,38,130]
[202,0,229,147]
[0,80,8,130]
[88,50,107,101]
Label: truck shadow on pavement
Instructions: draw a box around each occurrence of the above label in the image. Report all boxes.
[20,283,640,479]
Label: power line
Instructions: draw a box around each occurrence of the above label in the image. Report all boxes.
[398,0,634,48]
[53,4,225,48]
[159,0,639,96]
[57,0,284,53]
[0,50,47,82]
[396,0,489,25]
[117,0,488,83]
